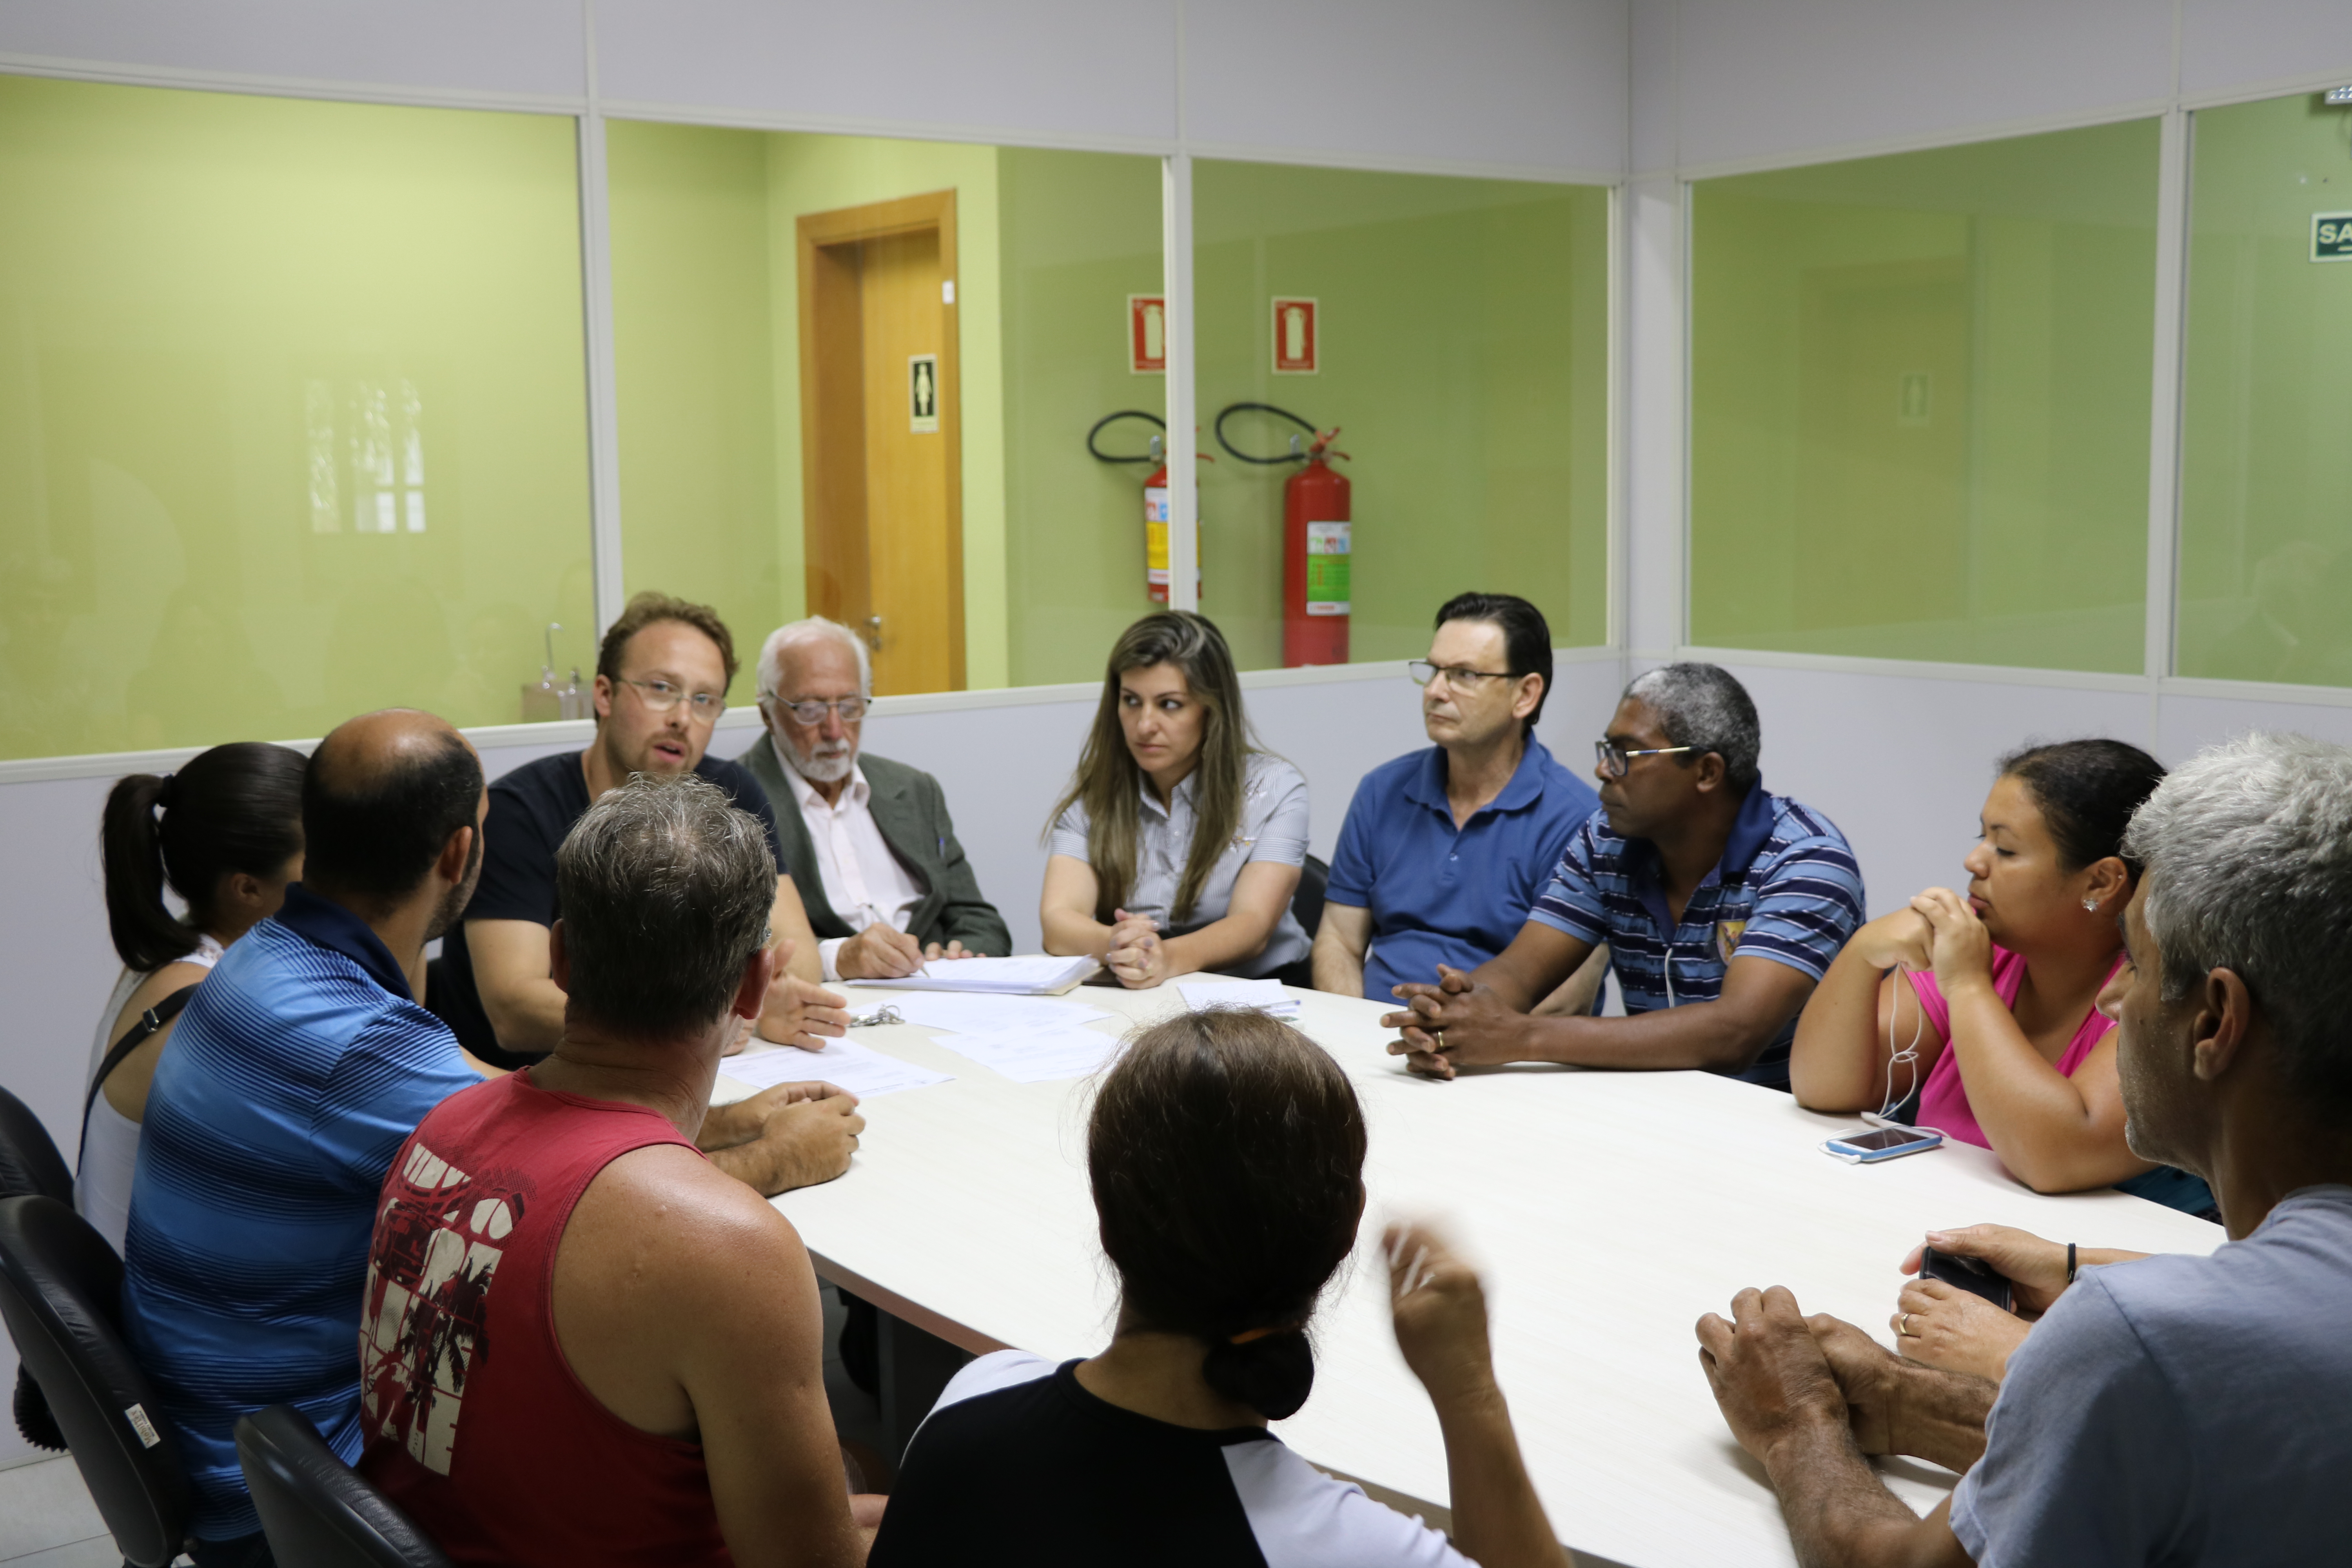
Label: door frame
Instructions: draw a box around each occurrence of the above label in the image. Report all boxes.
[796,189,965,691]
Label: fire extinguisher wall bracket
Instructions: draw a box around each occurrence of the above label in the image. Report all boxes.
[1213,402,1352,668]
[1089,409,1207,607]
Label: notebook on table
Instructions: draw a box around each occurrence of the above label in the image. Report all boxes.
[844,953,1100,996]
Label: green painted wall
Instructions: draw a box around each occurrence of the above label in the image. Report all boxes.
[1193,163,1610,671]
[2177,93,2352,687]
[997,148,1166,686]
[0,76,593,759]
[1690,120,2159,673]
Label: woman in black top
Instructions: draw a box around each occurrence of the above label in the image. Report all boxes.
[869,1008,1570,1568]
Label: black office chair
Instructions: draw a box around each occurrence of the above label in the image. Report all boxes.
[237,1403,454,1568]
[0,1085,73,1205]
[0,1194,193,1567]
[0,1086,77,1452]
[1292,853,1330,941]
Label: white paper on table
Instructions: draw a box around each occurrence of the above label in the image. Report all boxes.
[1177,978,1301,1017]
[719,1038,952,1099]
[883,991,1111,1035]
[935,1023,1129,1085]
[843,953,1096,995]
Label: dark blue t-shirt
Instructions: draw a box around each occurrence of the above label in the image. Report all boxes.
[1324,738,1600,1000]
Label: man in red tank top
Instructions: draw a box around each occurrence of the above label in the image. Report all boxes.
[357,773,882,1565]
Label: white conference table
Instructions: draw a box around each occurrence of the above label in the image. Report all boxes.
[716,979,2222,1568]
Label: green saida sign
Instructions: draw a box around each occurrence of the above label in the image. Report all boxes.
[2316,213,2352,263]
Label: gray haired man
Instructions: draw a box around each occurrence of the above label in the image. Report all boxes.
[739,617,1010,982]
[1387,661,1866,1088]
[1696,731,2352,1567]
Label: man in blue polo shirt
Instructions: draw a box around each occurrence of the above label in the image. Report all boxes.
[122,710,492,1563]
[1384,662,1863,1090]
[1312,592,1603,1005]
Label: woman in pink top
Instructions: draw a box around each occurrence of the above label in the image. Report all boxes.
[1791,740,2210,1216]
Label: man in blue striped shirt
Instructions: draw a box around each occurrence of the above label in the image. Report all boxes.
[122,711,492,1562]
[1384,664,1863,1089]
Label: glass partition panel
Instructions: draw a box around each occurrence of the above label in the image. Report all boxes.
[1690,121,2160,672]
[606,125,1161,694]
[1192,162,1609,670]
[2177,93,2352,686]
[0,76,595,760]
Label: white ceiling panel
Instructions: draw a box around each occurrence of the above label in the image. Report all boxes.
[1668,0,2175,171]
[1184,0,1626,176]
[593,0,1178,143]
[2179,0,2352,100]
[0,0,588,102]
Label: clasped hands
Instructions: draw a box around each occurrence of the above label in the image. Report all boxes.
[1103,907,1172,989]
[1381,965,1517,1079]
[1850,889,1995,996]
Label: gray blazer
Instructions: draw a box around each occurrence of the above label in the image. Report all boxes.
[737,736,1013,956]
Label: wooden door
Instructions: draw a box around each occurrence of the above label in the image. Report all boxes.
[798,191,964,693]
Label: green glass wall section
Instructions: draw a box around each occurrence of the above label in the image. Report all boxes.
[2177,94,2352,686]
[1690,121,2160,673]
[1193,163,1610,670]
[0,77,595,760]
[606,124,1161,692]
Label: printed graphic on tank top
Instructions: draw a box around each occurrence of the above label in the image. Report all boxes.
[359,1137,528,1474]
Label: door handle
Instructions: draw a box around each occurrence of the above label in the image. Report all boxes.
[863,615,883,651]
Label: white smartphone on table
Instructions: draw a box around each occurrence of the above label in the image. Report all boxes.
[1822,1125,1943,1163]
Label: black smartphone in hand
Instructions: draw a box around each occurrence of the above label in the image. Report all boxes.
[1920,1245,2014,1312]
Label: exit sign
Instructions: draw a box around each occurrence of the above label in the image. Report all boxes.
[2316,213,2352,262]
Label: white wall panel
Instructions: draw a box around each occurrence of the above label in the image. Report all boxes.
[2156,693,2352,762]
[2178,0,2352,99]
[1665,0,2174,171]
[592,0,1178,142]
[0,0,588,101]
[1183,0,1626,175]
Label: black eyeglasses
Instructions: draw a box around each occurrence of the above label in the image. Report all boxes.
[771,696,869,726]
[1408,660,1513,689]
[1593,739,1694,779]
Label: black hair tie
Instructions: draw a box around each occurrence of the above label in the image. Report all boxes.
[153,771,178,811]
[1202,1328,1315,1421]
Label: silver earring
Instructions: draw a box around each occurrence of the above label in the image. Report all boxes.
[2082,898,2100,913]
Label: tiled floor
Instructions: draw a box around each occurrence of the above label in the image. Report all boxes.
[0,1452,110,1568]
[0,1282,891,1566]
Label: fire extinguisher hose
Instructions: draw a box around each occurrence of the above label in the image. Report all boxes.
[1085,409,1167,463]
[1213,402,1345,465]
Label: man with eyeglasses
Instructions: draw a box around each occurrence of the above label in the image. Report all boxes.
[436,593,862,1196]
[1312,592,1604,1007]
[738,616,1010,982]
[1384,662,1864,1089]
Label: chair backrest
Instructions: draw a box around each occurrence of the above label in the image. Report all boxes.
[237,1404,454,1568]
[0,1195,191,1568]
[1291,853,1331,941]
[0,1086,73,1205]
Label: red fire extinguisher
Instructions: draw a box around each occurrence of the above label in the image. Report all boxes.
[1216,403,1351,666]
[1090,410,1206,604]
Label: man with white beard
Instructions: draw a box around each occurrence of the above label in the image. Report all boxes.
[739,617,1011,981]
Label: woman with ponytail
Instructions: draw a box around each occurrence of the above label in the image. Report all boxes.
[869,1009,1570,1568]
[85,742,305,1251]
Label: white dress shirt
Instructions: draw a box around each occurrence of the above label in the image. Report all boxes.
[773,735,928,980]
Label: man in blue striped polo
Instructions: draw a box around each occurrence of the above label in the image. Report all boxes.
[1384,663,1863,1090]
[120,710,493,1565]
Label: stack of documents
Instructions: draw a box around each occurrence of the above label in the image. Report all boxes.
[1177,978,1303,1018]
[883,992,1111,1034]
[845,953,1098,995]
[720,1037,953,1099]
[938,1023,1128,1084]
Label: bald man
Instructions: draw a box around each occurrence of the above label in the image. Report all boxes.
[120,710,499,1563]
